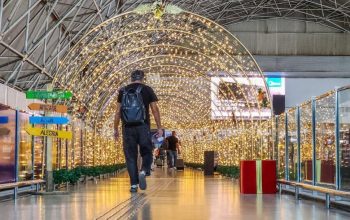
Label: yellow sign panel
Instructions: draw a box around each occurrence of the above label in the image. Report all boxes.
[25,126,72,139]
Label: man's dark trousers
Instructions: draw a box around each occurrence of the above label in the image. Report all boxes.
[122,124,153,185]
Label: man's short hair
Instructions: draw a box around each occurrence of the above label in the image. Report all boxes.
[131,70,145,82]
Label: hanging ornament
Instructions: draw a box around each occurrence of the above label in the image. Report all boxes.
[154,2,165,19]
[134,2,183,16]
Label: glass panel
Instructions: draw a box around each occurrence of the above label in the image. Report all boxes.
[250,125,259,159]
[287,109,298,181]
[66,124,73,169]
[33,124,44,179]
[0,108,16,183]
[316,94,336,186]
[18,112,33,181]
[300,102,312,183]
[339,89,350,190]
[277,114,286,179]
[84,128,94,166]
[58,126,67,169]
[52,128,58,170]
[94,135,100,166]
[260,120,273,160]
[73,121,82,167]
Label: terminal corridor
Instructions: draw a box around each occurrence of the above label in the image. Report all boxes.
[1,169,350,220]
[1,1,350,219]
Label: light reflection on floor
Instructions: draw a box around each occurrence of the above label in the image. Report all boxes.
[1,168,350,220]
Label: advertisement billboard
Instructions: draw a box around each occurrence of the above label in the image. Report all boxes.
[210,76,285,120]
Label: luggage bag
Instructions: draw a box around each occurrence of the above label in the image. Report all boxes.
[155,158,163,167]
[176,159,184,170]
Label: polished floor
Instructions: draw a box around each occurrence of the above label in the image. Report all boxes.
[1,168,350,220]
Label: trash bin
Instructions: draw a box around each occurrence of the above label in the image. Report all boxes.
[204,151,215,175]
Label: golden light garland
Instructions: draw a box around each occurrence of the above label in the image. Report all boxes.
[53,4,272,166]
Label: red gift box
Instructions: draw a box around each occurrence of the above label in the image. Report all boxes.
[321,160,335,184]
[240,160,277,194]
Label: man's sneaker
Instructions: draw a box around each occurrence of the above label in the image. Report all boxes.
[130,185,138,193]
[138,171,147,190]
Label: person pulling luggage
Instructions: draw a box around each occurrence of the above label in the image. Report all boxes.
[165,131,180,169]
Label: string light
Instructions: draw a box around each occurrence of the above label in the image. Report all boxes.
[53,6,272,166]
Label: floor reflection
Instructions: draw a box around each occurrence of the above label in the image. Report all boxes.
[1,168,350,220]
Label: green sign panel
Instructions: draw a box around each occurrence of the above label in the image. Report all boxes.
[26,91,72,100]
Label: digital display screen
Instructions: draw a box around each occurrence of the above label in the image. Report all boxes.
[211,76,285,120]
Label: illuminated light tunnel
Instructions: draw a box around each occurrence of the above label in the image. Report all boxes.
[53,4,273,166]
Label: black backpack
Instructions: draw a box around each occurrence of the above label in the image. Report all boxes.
[121,85,146,125]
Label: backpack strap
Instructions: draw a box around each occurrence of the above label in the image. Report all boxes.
[121,87,127,102]
[136,85,143,93]
[121,87,126,94]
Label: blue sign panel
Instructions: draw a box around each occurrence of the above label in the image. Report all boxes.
[0,116,9,124]
[29,116,69,125]
[266,77,282,88]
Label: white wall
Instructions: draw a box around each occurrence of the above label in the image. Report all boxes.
[0,83,42,112]
[285,78,350,108]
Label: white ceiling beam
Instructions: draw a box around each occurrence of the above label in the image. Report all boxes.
[0,40,53,79]
[2,0,41,35]
[28,0,84,55]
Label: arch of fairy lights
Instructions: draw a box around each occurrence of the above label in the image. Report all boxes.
[54,4,273,166]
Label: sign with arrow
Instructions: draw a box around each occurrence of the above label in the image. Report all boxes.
[26,91,72,100]
[29,116,69,125]
[0,116,9,124]
[25,126,72,139]
[28,103,68,113]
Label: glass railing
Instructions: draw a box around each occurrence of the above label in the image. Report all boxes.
[286,108,298,181]
[315,92,336,186]
[339,87,350,190]
[300,101,312,184]
[276,86,350,191]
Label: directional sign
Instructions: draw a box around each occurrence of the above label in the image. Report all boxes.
[0,127,10,136]
[0,116,9,124]
[28,103,68,113]
[29,116,69,125]
[25,126,72,139]
[26,91,72,100]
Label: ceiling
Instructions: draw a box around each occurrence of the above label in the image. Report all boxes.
[0,0,349,91]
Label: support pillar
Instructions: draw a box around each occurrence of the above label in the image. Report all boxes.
[45,84,54,192]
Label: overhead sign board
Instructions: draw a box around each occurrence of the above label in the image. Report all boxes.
[26,91,72,99]
[29,116,69,125]
[28,103,68,113]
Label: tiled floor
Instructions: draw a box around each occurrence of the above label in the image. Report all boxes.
[1,168,350,220]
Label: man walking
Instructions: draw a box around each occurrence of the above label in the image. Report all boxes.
[166,131,179,169]
[114,70,163,192]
